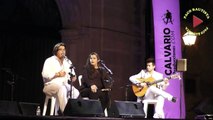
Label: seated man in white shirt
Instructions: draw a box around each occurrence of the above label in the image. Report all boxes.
[42,42,80,114]
[129,58,176,118]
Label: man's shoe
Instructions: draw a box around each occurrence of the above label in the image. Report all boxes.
[172,97,177,103]
[57,109,64,116]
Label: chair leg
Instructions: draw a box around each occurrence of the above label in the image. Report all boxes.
[142,100,158,118]
[54,101,59,116]
[104,108,108,117]
[50,97,56,116]
[42,97,49,116]
[143,102,148,118]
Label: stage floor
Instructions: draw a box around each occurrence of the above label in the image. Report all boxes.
[0,115,145,120]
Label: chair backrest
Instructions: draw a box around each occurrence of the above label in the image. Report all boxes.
[78,75,83,86]
[77,75,89,100]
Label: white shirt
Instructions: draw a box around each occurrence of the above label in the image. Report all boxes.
[129,69,169,90]
[41,56,75,85]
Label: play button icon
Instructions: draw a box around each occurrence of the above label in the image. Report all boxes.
[193,15,203,28]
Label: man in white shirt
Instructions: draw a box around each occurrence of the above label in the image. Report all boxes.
[129,58,176,118]
[42,42,79,114]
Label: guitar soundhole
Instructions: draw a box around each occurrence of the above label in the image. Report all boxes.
[139,87,143,91]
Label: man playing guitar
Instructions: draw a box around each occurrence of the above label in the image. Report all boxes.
[129,58,177,118]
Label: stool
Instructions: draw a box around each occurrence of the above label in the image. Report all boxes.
[142,99,158,118]
[42,96,56,116]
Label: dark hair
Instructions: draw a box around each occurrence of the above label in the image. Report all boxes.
[84,52,101,72]
[52,42,66,55]
[146,58,155,66]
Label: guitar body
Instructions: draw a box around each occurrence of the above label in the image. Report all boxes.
[132,77,156,97]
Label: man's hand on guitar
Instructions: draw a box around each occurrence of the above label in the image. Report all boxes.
[163,78,169,84]
[137,82,147,87]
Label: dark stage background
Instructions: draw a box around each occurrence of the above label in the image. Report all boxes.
[0,0,213,119]
[0,0,148,111]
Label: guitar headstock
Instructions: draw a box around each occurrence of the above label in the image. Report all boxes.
[168,73,181,80]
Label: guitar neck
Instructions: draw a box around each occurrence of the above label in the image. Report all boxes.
[149,76,172,85]
[149,79,164,85]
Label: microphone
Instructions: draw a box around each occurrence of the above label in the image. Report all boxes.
[70,64,75,70]
[62,54,67,60]
[69,64,76,78]
[63,55,72,65]
[63,54,75,70]
[100,60,113,75]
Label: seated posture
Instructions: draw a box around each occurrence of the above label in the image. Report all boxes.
[129,58,176,118]
[42,42,79,114]
[79,52,113,111]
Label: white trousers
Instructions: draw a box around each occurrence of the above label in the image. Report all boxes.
[137,86,173,118]
[43,82,80,112]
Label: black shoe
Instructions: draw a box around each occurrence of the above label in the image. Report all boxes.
[57,109,64,116]
[172,97,177,103]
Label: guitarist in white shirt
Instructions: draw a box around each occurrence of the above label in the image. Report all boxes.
[129,58,176,118]
[42,42,80,114]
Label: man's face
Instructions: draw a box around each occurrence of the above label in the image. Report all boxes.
[56,46,66,59]
[146,62,155,72]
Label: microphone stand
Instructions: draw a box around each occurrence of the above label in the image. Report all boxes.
[1,68,25,101]
[64,56,75,99]
[7,73,15,101]
[69,67,75,99]
[2,68,15,101]
[100,60,114,109]
[120,84,131,101]
[100,60,113,76]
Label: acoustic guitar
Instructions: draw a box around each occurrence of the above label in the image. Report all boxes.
[132,73,181,97]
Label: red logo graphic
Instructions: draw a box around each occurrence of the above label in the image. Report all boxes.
[193,15,203,28]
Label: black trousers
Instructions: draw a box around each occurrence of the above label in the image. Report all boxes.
[80,88,110,110]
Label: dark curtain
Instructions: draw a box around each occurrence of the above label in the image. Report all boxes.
[0,0,62,106]
[0,30,61,104]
